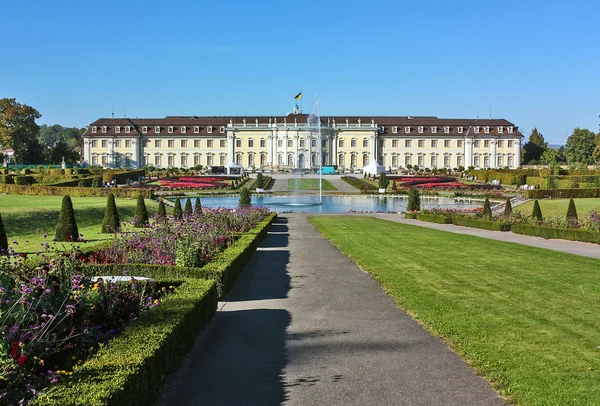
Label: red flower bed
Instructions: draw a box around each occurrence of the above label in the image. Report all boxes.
[158,176,230,189]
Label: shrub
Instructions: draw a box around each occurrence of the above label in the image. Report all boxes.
[566,198,578,221]
[524,188,600,199]
[378,173,389,189]
[452,216,511,231]
[92,176,102,188]
[482,197,492,218]
[416,213,453,224]
[503,198,512,218]
[341,176,377,191]
[546,176,557,189]
[55,195,79,242]
[194,197,202,214]
[21,168,31,174]
[173,198,183,220]
[407,188,421,212]
[0,212,7,252]
[405,212,417,219]
[239,187,251,207]
[255,173,264,189]
[157,199,167,217]
[101,193,121,233]
[133,194,149,227]
[77,180,87,187]
[511,224,600,245]
[1,175,14,184]
[532,200,543,220]
[391,181,396,191]
[184,197,193,216]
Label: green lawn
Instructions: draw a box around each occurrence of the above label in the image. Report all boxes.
[0,195,160,253]
[515,198,600,218]
[309,216,600,406]
[288,178,337,190]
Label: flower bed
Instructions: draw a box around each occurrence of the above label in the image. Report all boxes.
[158,176,234,189]
[389,176,500,190]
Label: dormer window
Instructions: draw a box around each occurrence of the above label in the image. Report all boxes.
[474,126,479,133]
[508,126,514,133]
[484,126,489,134]
[458,126,463,133]
[418,126,423,134]
[431,126,437,133]
[92,126,97,133]
[168,126,173,133]
[102,126,107,133]
[207,126,213,134]
[405,126,411,133]
[142,126,147,133]
[444,126,450,133]
[392,126,398,134]
[155,126,160,133]
[115,126,121,133]
[125,126,130,133]
[181,126,186,133]
[497,126,503,134]
[194,126,199,133]
[220,126,225,133]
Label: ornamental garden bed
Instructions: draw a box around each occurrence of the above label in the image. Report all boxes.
[389,176,500,190]
[157,176,236,190]
[451,216,512,231]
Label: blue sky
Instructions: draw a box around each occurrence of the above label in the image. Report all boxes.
[1,0,598,144]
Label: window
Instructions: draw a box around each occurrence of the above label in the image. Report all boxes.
[114,140,121,148]
[143,154,150,166]
[91,154,98,166]
[498,126,503,134]
[457,155,463,167]
[115,126,121,134]
[322,139,327,148]
[155,126,160,133]
[125,126,130,133]
[497,155,504,167]
[194,126,200,133]
[194,154,201,166]
[102,126,107,133]
[312,153,318,166]
[338,153,345,167]
[431,140,437,148]
[418,126,423,133]
[181,140,187,148]
[154,155,162,167]
[405,140,411,148]
[339,139,344,147]
[362,153,368,166]
[311,138,316,148]
[260,154,266,167]
[207,126,212,134]
[458,126,463,133]
[220,140,225,148]
[261,138,267,148]
[351,154,357,167]
[484,140,490,148]
[508,155,514,167]
[444,155,450,168]
[287,139,293,148]
[404,154,411,167]
[125,140,131,148]
[444,126,450,133]
[362,138,368,148]
[392,140,398,148]
[484,126,489,134]
[498,140,504,148]
[220,155,226,165]
[142,126,147,133]
[207,140,213,148]
[484,155,490,168]
[431,155,437,168]
[351,139,357,148]
[248,139,254,148]
[248,154,255,167]
[392,154,398,167]
[392,126,398,133]
[168,126,173,133]
[155,140,161,148]
[92,126,97,133]
[418,155,424,167]
[405,126,411,133]
[181,154,188,167]
[220,126,225,133]
[508,126,514,133]
[474,155,480,167]
[474,126,479,133]
[431,126,437,133]
[101,155,108,166]
[101,140,107,148]
[300,139,305,148]
[194,140,201,148]
[181,126,186,133]
[278,139,283,148]
[418,140,424,148]
[508,140,513,148]
[457,140,463,148]
[444,140,450,148]
[236,138,242,147]
[474,140,480,148]
[168,140,174,148]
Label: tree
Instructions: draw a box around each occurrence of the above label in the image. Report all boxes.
[0,98,41,163]
[55,195,79,242]
[133,194,149,227]
[407,188,420,212]
[0,213,8,252]
[183,197,193,216]
[566,198,578,222]
[157,199,167,217]
[522,128,547,164]
[38,124,83,164]
[255,173,264,189]
[540,148,559,165]
[593,132,600,163]
[482,197,492,218]
[239,187,251,207]
[101,193,121,233]
[532,200,543,221]
[564,128,596,165]
[378,173,389,189]
[194,196,202,214]
[173,198,183,219]
[503,198,512,218]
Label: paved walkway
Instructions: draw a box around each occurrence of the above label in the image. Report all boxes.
[374,214,600,259]
[158,214,504,406]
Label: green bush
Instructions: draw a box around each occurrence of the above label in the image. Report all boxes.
[92,176,102,188]
[0,184,154,198]
[173,198,183,220]
[101,193,121,233]
[255,173,264,189]
[566,198,578,221]
[183,197,193,216]
[482,197,492,218]
[416,213,452,224]
[157,199,167,217]
[0,212,7,251]
[194,197,202,214]
[133,194,149,227]
[404,212,417,219]
[452,216,511,231]
[503,198,513,218]
[378,173,389,189]
[2,175,14,184]
[511,224,600,245]
[102,169,146,184]
[407,188,421,212]
[532,200,543,220]
[15,176,35,185]
[525,188,600,199]
[239,187,251,207]
[341,176,377,191]
[55,195,79,242]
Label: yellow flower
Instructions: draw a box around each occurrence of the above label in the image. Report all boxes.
[92,283,99,291]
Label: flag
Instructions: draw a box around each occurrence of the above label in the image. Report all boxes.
[294,91,302,100]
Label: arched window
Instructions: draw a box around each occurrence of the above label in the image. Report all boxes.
[362,153,369,166]
[260,153,266,167]
[351,153,357,168]
[248,153,255,167]
[311,153,317,166]
[278,154,283,166]
[287,153,294,166]
[236,153,243,166]
[338,153,345,167]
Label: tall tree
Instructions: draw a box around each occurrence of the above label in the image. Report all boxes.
[564,128,596,165]
[55,195,79,242]
[539,148,559,165]
[593,133,600,163]
[522,128,547,164]
[38,124,83,163]
[0,98,41,163]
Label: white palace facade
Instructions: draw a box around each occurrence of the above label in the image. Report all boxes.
[82,112,522,172]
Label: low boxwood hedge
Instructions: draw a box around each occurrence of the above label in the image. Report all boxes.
[511,224,600,244]
[524,188,600,199]
[404,212,418,219]
[452,216,512,231]
[341,176,378,192]
[416,213,453,224]
[0,184,154,198]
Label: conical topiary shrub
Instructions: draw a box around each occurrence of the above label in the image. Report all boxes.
[239,187,251,208]
[566,198,578,222]
[532,200,543,221]
[55,195,79,242]
[157,199,167,217]
[133,194,149,227]
[101,193,121,233]
[194,196,202,215]
[173,198,183,220]
[407,188,421,212]
[503,198,512,218]
[184,197,193,216]
[483,197,492,218]
[0,213,8,252]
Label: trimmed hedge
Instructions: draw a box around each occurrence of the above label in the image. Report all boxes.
[472,170,527,186]
[452,216,512,231]
[511,224,600,245]
[524,188,600,199]
[404,212,418,219]
[415,213,453,224]
[0,184,154,198]
[341,176,378,191]
[33,278,218,406]
[102,169,146,184]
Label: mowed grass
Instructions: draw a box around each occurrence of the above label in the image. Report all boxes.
[309,216,600,406]
[288,178,337,190]
[0,195,160,253]
[515,198,600,217]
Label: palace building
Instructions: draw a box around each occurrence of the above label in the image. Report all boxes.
[82,108,522,173]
